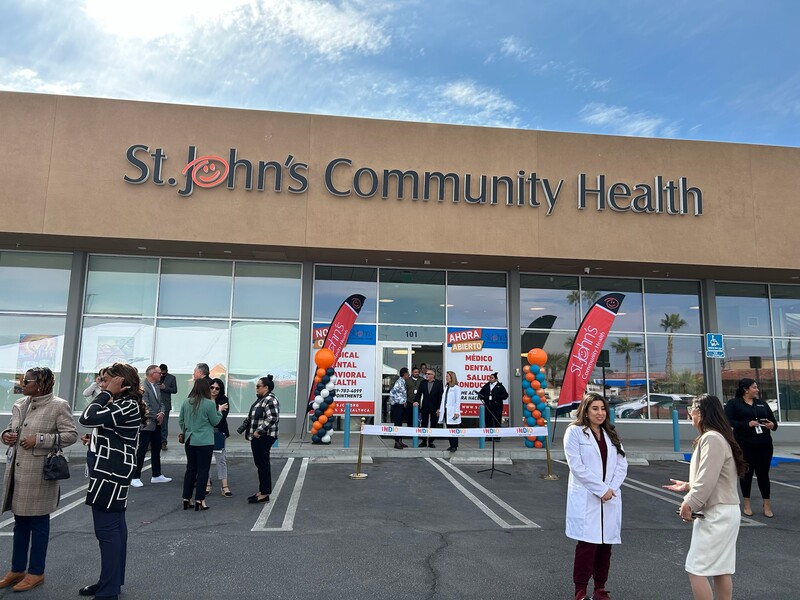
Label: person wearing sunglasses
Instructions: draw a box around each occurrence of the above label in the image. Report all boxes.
[237,375,279,504]
[206,378,232,497]
[664,395,746,600]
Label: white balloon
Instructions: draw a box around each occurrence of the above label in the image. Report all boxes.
[325,382,335,391]
[312,402,320,410]
[322,434,331,443]
[314,395,322,403]
[329,376,338,385]
[320,389,330,398]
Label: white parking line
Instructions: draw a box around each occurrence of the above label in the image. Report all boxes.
[772,479,800,491]
[426,458,540,529]
[251,458,296,532]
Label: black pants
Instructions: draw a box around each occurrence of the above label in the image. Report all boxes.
[573,541,612,589]
[739,440,773,499]
[134,427,162,478]
[404,402,416,427]
[182,444,213,501]
[391,403,405,442]
[91,507,127,598]
[419,409,439,444]
[251,435,275,494]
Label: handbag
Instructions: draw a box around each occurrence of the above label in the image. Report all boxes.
[43,434,70,480]
[213,430,225,451]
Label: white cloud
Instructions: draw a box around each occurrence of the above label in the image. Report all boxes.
[500,36,536,62]
[579,102,680,138]
[439,80,516,114]
[0,67,83,95]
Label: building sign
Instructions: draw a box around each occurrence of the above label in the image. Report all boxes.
[446,327,509,418]
[705,333,725,359]
[123,145,703,216]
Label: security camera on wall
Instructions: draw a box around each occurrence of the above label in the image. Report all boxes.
[583,267,591,275]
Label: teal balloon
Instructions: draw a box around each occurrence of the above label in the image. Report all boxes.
[531,364,540,374]
[540,380,548,389]
[526,416,536,426]
[536,403,545,411]
[536,373,546,382]
[524,440,535,448]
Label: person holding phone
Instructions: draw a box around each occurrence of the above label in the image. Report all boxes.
[724,378,777,517]
[664,394,746,600]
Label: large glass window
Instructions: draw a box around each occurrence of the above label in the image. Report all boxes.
[771,285,800,338]
[774,339,800,422]
[721,337,775,407]
[643,280,702,334]
[158,259,232,318]
[313,266,377,323]
[646,335,704,396]
[233,263,301,320]
[447,271,507,327]
[85,256,158,316]
[379,269,445,325]
[0,252,71,313]
[520,275,580,330]
[716,283,771,336]
[582,277,644,333]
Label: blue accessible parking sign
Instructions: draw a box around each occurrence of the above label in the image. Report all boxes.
[706,333,725,358]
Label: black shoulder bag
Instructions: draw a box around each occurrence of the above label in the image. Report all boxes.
[43,433,70,480]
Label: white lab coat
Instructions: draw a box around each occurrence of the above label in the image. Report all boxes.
[438,384,462,425]
[563,424,628,544]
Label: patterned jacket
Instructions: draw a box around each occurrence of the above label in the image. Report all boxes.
[79,391,141,512]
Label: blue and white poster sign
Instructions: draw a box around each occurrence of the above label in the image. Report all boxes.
[705,333,725,359]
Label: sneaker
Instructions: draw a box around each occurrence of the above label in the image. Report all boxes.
[151,475,172,484]
[130,479,143,488]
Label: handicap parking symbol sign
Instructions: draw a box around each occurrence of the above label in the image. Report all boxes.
[706,333,725,358]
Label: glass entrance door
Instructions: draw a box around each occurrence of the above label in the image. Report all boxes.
[378,343,413,424]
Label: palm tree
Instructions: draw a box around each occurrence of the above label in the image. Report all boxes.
[546,352,568,390]
[566,290,581,328]
[611,337,643,398]
[659,313,687,376]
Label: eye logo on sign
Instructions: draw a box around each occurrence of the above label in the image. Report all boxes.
[182,155,229,188]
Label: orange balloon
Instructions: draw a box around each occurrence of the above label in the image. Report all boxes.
[527,348,548,367]
[311,424,321,432]
[316,368,326,377]
[526,436,537,442]
[536,389,547,397]
[531,380,541,390]
[522,394,532,404]
[318,415,328,425]
[536,418,546,426]
[314,348,335,369]
[525,372,535,382]
[534,440,543,449]
[522,365,531,373]
[314,376,322,384]
[532,410,541,419]
[527,402,536,412]
[324,407,334,417]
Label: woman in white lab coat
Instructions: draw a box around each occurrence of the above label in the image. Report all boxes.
[563,392,628,600]
[437,371,462,452]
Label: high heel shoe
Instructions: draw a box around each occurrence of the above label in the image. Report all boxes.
[183,499,194,510]
[195,501,209,511]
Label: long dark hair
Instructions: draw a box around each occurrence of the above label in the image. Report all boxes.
[734,378,756,399]
[210,377,228,406]
[571,392,625,457]
[104,362,147,425]
[693,394,747,476]
[188,377,212,413]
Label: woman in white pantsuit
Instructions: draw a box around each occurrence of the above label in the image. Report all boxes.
[664,394,747,600]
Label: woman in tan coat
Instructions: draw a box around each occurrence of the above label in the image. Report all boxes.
[0,367,77,592]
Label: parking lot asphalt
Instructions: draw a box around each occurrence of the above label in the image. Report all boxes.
[1,453,799,600]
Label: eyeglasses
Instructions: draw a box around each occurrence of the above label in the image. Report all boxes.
[255,384,265,389]
[210,386,220,391]
[689,404,700,413]
[21,379,35,384]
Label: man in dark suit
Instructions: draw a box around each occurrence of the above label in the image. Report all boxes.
[131,365,170,487]
[158,363,177,451]
[414,368,443,448]
[478,372,509,441]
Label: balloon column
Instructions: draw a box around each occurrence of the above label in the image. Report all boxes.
[310,348,337,444]
[521,348,548,448]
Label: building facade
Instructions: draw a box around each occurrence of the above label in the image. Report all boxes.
[1,91,798,439]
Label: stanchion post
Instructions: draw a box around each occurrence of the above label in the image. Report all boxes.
[672,407,680,452]
[541,429,560,481]
[349,417,368,480]
[343,403,351,449]
[412,404,419,448]
[478,404,486,450]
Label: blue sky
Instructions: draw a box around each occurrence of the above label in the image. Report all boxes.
[1,0,798,147]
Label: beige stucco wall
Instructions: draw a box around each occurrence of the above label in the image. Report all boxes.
[2,91,798,275]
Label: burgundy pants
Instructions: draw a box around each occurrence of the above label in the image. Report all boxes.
[573,541,612,588]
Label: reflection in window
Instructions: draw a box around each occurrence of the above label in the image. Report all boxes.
[0,251,71,313]
[646,335,704,395]
[606,334,646,403]
[643,280,702,334]
[720,337,775,404]
[771,285,800,338]
[159,259,232,318]
[233,262,302,320]
[518,330,574,404]
[379,269,445,325]
[774,339,799,422]
[154,319,230,415]
[313,266,377,323]
[0,315,66,410]
[85,256,158,316]
[716,283,770,336]
[447,271,507,327]
[228,321,299,413]
[520,275,580,330]
[582,278,643,333]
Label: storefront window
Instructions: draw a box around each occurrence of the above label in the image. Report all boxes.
[716,282,771,336]
[646,335,704,395]
[379,269,445,326]
[720,337,775,407]
[770,285,800,338]
[518,330,574,401]
[158,259,232,318]
[313,266,377,323]
[233,262,302,320]
[0,251,71,313]
[447,271,507,327]
[582,278,644,333]
[643,280,702,334]
[605,333,647,407]
[774,339,800,422]
[228,321,299,413]
[85,255,158,316]
[520,275,580,330]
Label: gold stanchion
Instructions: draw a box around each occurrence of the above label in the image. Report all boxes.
[541,430,559,481]
[349,417,368,480]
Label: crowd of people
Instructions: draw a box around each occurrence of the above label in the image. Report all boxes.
[0,362,279,598]
[0,362,782,599]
